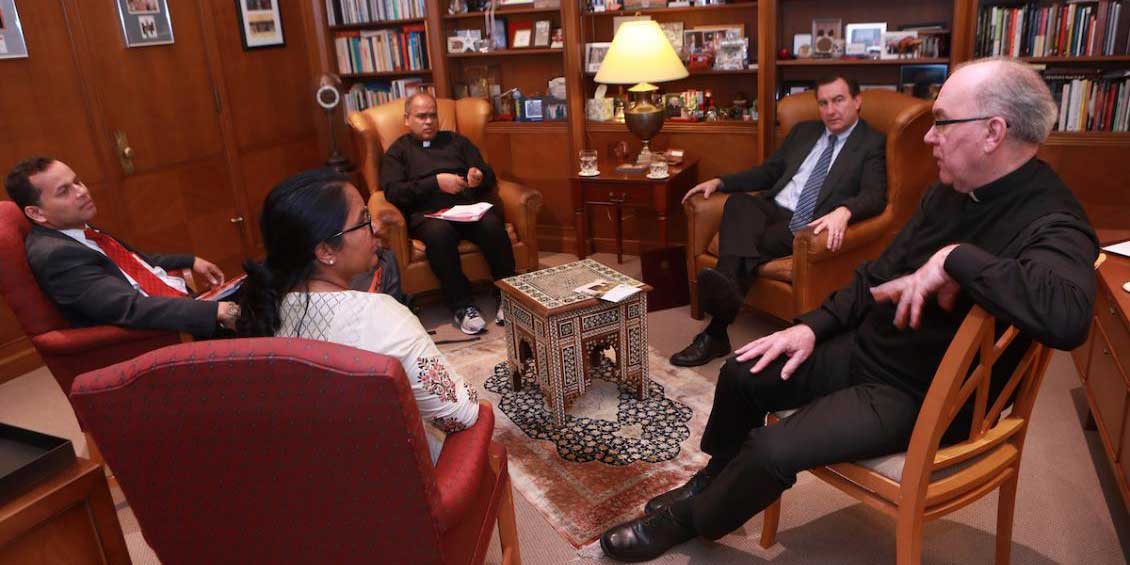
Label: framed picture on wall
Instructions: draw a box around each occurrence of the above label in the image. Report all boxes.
[0,0,29,59]
[236,0,285,50]
[116,0,174,48]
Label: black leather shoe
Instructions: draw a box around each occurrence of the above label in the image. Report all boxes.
[670,332,731,367]
[599,508,696,562]
[697,267,742,321]
[644,470,715,514]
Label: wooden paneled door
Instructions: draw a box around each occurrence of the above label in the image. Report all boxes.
[67,0,251,275]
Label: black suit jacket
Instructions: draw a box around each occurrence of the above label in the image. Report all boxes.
[25,225,218,337]
[719,118,887,222]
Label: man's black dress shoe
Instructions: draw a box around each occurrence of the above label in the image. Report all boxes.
[599,507,696,562]
[644,469,715,514]
[697,267,743,320]
[670,331,731,367]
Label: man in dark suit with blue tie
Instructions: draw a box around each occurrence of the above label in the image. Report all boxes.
[671,75,888,367]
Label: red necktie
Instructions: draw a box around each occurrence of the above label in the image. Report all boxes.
[83,229,187,298]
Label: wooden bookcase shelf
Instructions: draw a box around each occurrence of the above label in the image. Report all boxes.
[487,121,570,133]
[1020,55,1130,64]
[328,17,427,30]
[341,69,434,79]
[582,3,757,17]
[444,6,562,20]
[587,120,758,134]
[447,48,564,58]
[776,57,949,67]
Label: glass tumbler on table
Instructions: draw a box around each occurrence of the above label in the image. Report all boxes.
[579,150,599,176]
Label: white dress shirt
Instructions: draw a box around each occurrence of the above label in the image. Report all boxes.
[774,119,858,211]
[60,227,189,296]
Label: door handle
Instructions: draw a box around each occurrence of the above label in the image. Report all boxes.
[230,216,245,225]
[113,131,135,176]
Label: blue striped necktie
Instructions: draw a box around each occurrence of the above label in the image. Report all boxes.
[788,134,838,232]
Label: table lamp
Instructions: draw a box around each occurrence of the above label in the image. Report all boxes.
[594,20,688,165]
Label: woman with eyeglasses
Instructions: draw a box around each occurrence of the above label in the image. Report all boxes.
[237,168,478,463]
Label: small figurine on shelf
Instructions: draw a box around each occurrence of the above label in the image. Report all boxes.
[448,0,467,14]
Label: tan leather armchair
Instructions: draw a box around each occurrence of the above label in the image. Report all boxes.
[685,90,935,322]
[348,97,542,296]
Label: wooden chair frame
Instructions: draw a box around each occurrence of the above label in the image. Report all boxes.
[760,305,1054,565]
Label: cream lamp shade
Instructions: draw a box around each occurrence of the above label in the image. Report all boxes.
[594,20,688,85]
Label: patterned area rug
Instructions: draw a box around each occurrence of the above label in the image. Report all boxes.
[441,332,715,548]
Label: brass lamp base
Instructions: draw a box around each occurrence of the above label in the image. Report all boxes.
[624,86,664,164]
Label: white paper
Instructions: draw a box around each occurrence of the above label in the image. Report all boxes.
[600,284,640,303]
[1102,240,1130,258]
[424,202,493,222]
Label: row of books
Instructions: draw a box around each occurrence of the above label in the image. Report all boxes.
[324,0,427,25]
[1046,70,1130,131]
[975,1,1125,58]
[344,80,433,114]
[334,26,428,75]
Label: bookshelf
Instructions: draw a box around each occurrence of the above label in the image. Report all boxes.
[310,0,1130,254]
[974,0,1130,133]
[323,0,438,114]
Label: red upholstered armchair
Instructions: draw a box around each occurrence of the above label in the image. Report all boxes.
[70,337,521,565]
[0,202,184,442]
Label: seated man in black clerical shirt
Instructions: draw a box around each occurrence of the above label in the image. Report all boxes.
[5,157,239,337]
[598,57,1099,562]
[671,74,887,367]
[380,92,515,335]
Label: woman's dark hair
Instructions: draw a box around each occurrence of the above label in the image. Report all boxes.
[237,168,350,337]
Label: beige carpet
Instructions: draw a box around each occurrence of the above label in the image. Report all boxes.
[441,332,713,547]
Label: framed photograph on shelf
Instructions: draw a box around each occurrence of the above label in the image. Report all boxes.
[235,0,284,50]
[533,20,551,47]
[545,99,568,121]
[659,22,683,54]
[0,0,28,59]
[663,93,684,118]
[882,30,919,59]
[899,63,947,99]
[778,80,815,100]
[550,27,564,48]
[522,97,545,121]
[510,21,532,48]
[792,33,812,58]
[811,18,841,57]
[845,22,884,58]
[585,42,611,73]
[714,37,747,70]
[117,0,173,48]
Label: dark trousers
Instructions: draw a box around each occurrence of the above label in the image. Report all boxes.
[673,332,921,539]
[409,210,516,312]
[709,194,796,327]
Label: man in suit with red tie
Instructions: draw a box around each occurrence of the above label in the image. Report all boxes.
[5,157,239,337]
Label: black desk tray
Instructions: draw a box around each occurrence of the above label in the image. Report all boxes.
[0,422,76,503]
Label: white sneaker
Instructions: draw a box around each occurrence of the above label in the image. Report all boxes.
[455,306,486,335]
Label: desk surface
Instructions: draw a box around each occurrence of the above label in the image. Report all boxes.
[569,156,699,184]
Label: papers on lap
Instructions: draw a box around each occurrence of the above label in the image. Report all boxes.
[573,278,642,303]
[1102,240,1130,258]
[423,202,493,222]
[195,273,246,301]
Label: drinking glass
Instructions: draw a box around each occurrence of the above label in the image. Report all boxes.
[649,154,669,178]
[579,150,599,176]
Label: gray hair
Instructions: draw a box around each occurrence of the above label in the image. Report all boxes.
[403,91,436,116]
[955,57,1057,144]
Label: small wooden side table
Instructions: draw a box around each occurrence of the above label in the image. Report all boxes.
[0,458,129,564]
[571,157,699,262]
[497,260,652,426]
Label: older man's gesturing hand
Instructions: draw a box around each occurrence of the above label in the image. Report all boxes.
[734,324,817,381]
[869,244,961,330]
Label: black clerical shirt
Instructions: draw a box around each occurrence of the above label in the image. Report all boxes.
[380,131,497,218]
[797,158,1099,399]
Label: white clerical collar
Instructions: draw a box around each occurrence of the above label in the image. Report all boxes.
[422,140,431,148]
[968,191,980,202]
